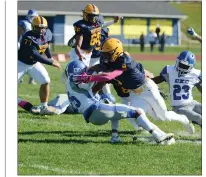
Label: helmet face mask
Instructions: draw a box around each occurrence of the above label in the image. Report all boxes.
[176,50,196,77]
[102,47,118,63]
[101,38,123,62]
[32,16,48,35]
[67,60,87,76]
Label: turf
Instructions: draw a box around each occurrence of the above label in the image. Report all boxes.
[51,44,201,55]
[18,60,202,175]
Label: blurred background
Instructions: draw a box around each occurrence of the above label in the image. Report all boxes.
[18,0,201,54]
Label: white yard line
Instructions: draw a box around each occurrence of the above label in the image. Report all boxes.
[18,163,83,175]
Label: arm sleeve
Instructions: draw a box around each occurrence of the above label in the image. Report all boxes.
[45,47,52,58]
[31,48,53,65]
[89,70,123,82]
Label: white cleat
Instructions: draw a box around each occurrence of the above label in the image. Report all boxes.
[160,137,176,145]
[30,106,41,114]
[40,106,57,115]
[110,136,121,143]
[153,132,175,145]
[184,122,195,134]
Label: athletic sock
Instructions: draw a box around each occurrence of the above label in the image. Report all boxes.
[136,113,154,132]
[41,102,48,108]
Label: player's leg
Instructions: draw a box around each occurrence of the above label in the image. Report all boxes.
[28,77,36,84]
[18,60,29,84]
[121,97,145,131]
[48,94,76,114]
[28,62,56,114]
[90,103,174,144]
[110,120,121,143]
[138,79,194,133]
[173,101,202,127]
[69,48,91,67]
[18,98,34,112]
[193,100,202,115]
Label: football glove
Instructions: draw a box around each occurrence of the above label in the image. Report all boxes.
[187,27,197,37]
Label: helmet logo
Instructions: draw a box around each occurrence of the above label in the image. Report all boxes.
[74,67,82,74]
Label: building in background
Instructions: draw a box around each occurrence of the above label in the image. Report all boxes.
[18,1,187,45]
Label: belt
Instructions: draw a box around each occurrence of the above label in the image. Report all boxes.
[130,84,146,94]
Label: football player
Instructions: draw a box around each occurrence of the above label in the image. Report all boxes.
[187,27,202,43]
[73,38,195,134]
[18,16,62,115]
[152,50,202,127]
[18,9,38,84]
[67,60,175,144]
[69,4,121,67]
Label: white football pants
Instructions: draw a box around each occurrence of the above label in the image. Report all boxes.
[18,60,50,85]
[69,48,92,67]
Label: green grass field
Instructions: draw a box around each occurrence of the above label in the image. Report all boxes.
[51,44,201,55]
[18,59,202,175]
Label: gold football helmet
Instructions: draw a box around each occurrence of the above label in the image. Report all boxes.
[32,16,48,34]
[82,4,100,23]
[101,38,123,62]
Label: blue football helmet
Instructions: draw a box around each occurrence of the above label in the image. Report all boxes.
[66,60,87,77]
[176,50,196,76]
[26,9,38,23]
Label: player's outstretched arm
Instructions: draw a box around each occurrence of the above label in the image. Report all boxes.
[187,27,202,43]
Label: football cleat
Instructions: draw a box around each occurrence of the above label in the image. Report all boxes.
[110,135,121,143]
[160,137,176,145]
[40,106,57,115]
[153,132,174,144]
[30,106,41,114]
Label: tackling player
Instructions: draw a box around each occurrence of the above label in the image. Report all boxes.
[67,60,175,144]
[152,50,202,127]
[18,16,62,115]
[72,38,195,134]
[18,9,38,84]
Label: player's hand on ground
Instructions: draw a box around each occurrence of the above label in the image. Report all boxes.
[187,27,197,37]
[72,72,91,83]
[51,59,62,70]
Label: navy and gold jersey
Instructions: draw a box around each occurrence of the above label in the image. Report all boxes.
[101,52,146,90]
[73,20,101,51]
[91,27,109,58]
[18,29,52,65]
